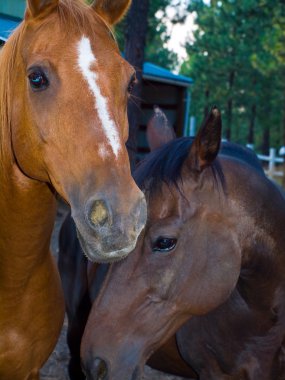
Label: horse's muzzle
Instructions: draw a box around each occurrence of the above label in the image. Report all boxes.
[88,358,108,380]
[85,356,142,380]
[74,194,147,263]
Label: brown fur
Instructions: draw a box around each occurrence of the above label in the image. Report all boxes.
[79,110,285,380]
[146,106,176,151]
[0,0,145,378]
[92,0,132,25]
[25,0,59,19]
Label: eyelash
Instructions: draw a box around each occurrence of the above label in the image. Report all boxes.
[128,73,136,94]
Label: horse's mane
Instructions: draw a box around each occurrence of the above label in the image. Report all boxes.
[134,137,225,197]
[0,26,24,166]
[57,0,116,40]
[0,0,116,167]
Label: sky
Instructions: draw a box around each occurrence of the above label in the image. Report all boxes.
[165,0,210,66]
[166,9,197,63]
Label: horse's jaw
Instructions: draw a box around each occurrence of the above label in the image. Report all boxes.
[82,345,145,380]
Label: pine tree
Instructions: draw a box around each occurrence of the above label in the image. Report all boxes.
[181,0,285,152]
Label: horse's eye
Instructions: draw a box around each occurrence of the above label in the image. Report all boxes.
[127,73,136,94]
[28,70,49,91]
[152,237,177,253]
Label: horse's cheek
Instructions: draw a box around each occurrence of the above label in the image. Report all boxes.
[184,229,241,315]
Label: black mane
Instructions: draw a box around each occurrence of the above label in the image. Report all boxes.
[134,137,263,196]
[134,137,195,194]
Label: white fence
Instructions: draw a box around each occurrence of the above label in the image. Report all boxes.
[257,148,284,179]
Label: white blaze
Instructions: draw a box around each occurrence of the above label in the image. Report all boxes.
[77,36,121,158]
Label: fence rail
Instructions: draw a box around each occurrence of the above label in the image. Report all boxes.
[257,148,284,179]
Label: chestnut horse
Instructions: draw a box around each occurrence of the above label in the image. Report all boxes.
[79,108,285,380]
[0,0,147,378]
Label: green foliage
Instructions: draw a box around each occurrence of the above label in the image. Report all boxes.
[181,0,285,151]
[115,0,178,70]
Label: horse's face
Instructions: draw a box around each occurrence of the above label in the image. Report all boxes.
[10,0,146,262]
[80,109,242,380]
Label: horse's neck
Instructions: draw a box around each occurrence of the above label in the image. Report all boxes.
[0,160,56,286]
[237,181,285,309]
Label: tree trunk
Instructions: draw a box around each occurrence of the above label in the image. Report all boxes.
[204,88,210,117]
[226,98,232,141]
[282,93,285,187]
[125,0,150,172]
[226,70,235,141]
[225,20,237,141]
[283,95,285,148]
[262,126,270,155]
[248,104,256,146]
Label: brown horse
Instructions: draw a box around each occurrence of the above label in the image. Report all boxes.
[0,0,147,378]
[146,105,176,151]
[79,108,285,380]
[58,106,177,379]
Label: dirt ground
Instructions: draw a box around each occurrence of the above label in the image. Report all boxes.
[40,202,189,380]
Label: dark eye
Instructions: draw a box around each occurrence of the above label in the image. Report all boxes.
[28,70,49,91]
[127,73,136,94]
[152,237,177,253]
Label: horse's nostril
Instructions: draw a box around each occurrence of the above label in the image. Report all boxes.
[93,358,108,380]
[89,200,110,227]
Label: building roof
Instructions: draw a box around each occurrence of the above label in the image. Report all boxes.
[0,14,193,87]
[143,62,193,87]
[0,14,21,42]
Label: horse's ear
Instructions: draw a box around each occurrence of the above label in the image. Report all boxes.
[91,0,131,25]
[147,106,176,151]
[25,0,59,19]
[186,107,222,172]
